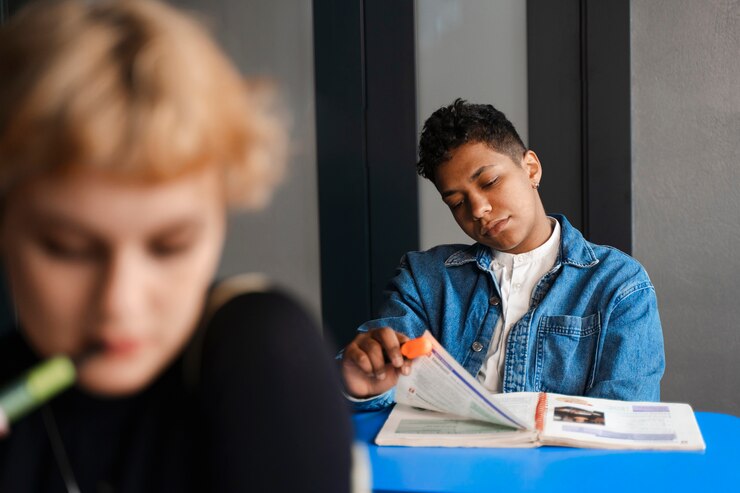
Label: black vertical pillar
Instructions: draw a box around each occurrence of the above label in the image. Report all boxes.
[527,0,584,232]
[584,1,631,253]
[528,0,631,253]
[364,0,418,323]
[313,0,418,347]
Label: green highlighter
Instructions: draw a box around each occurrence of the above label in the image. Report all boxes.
[0,356,76,436]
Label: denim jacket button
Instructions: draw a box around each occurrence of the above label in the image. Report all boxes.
[471,341,484,352]
[488,296,500,306]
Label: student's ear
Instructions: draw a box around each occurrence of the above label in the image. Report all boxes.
[522,150,542,187]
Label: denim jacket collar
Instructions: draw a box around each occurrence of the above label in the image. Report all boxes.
[443,214,599,271]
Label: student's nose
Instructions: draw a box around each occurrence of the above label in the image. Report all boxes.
[469,193,492,220]
[97,248,148,327]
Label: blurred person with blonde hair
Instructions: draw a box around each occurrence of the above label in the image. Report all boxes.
[0,0,352,491]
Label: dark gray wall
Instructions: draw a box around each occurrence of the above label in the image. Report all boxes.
[632,0,740,414]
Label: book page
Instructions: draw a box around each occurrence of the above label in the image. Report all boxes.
[375,404,538,448]
[540,394,706,450]
[394,331,528,429]
[490,392,541,431]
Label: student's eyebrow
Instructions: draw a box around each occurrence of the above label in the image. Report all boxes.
[440,164,499,198]
[469,164,497,181]
[29,209,204,239]
[29,212,98,238]
[152,219,205,239]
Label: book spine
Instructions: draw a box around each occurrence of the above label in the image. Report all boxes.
[535,392,547,432]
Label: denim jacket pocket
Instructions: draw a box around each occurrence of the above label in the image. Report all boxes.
[534,313,601,395]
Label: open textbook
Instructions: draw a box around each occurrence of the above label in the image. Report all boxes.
[376,332,705,450]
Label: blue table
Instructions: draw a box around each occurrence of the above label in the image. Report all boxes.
[353,409,740,492]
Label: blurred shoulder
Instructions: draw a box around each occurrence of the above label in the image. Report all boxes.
[204,274,319,346]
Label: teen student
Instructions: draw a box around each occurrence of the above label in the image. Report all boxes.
[341,99,665,410]
[0,1,351,491]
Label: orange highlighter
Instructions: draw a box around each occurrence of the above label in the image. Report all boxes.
[401,337,433,360]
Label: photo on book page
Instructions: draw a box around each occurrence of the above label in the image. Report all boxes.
[553,406,606,425]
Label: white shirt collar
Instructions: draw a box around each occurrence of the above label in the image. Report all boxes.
[491,217,560,268]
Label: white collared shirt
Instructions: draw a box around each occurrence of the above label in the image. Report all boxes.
[477,217,561,392]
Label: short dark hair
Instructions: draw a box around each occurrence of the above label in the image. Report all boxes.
[417,99,527,182]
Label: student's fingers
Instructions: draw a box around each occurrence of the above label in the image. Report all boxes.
[340,348,374,397]
[356,335,390,380]
[340,329,414,396]
[341,358,398,398]
[343,337,375,377]
[396,332,413,376]
[342,334,399,398]
[369,327,408,369]
[343,331,390,378]
[397,332,412,344]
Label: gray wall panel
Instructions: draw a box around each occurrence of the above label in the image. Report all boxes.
[632,0,740,414]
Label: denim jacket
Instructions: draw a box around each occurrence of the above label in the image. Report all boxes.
[350,215,664,411]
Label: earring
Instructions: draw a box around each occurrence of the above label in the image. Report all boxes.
[532,182,540,190]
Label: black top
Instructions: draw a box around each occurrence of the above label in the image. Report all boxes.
[0,291,353,492]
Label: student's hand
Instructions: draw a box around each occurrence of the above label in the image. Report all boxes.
[341,327,412,398]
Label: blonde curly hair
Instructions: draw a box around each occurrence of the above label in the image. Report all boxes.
[0,0,286,209]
